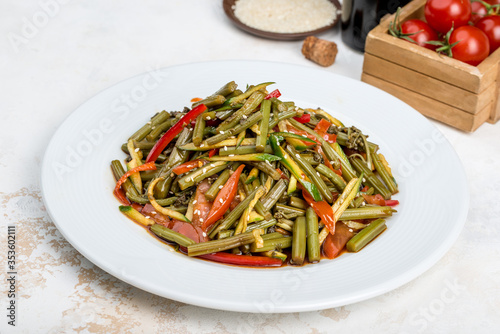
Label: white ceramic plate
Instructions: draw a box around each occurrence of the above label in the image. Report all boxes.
[41,60,468,313]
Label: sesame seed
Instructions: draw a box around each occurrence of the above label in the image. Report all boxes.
[199,218,204,222]
[147,121,151,124]
[152,211,157,214]
[349,229,353,233]
[151,126,156,130]
[295,154,300,159]
[363,178,366,182]
[316,172,321,177]
[200,144,205,147]
[202,232,207,237]
[229,154,235,157]
[170,173,174,177]
[220,130,225,134]
[145,216,151,219]
[224,146,228,151]
[203,168,207,173]
[219,185,223,189]
[242,115,248,119]
[219,198,224,203]
[206,116,211,120]
[134,148,140,152]
[330,161,334,165]
[193,200,197,204]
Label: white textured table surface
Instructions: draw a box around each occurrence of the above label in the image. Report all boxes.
[1,0,499,333]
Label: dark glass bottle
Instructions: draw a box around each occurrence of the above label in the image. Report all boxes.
[341,0,411,52]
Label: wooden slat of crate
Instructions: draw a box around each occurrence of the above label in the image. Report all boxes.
[361,73,491,132]
[363,53,495,114]
[488,63,500,123]
[366,0,500,95]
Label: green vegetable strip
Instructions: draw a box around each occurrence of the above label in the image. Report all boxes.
[178,161,228,190]
[260,179,288,212]
[305,207,320,263]
[339,206,394,220]
[291,216,306,265]
[130,110,170,141]
[205,111,263,146]
[164,127,193,170]
[187,230,260,257]
[209,153,280,162]
[275,203,306,216]
[316,164,346,192]
[288,118,357,181]
[261,232,284,241]
[256,99,271,153]
[154,170,174,199]
[192,94,225,108]
[371,151,398,194]
[213,81,238,97]
[221,145,271,157]
[227,82,273,106]
[150,224,195,248]
[270,136,322,201]
[146,119,175,142]
[204,169,231,201]
[336,132,378,152]
[218,91,266,132]
[240,175,273,221]
[268,109,298,129]
[289,196,308,210]
[246,218,277,232]
[285,145,334,204]
[179,138,256,151]
[111,160,139,196]
[192,114,205,146]
[246,161,282,181]
[250,237,292,252]
[350,156,392,200]
[209,187,262,239]
[126,193,177,206]
[346,219,387,252]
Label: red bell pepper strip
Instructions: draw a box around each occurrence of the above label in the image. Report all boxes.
[113,187,131,205]
[302,188,336,235]
[172,159,208,175]
[385,199,400,207]
[208,148,218,158]
[314,119,337,144]
[198,252,283,267]
[202,164,245,230]
[293,113,310,124]
[264,89,281,100]
[323,223,355,259]
[146,104,207,163]
[362,194,386,206]
[286,125,318,143]
[114,162,157,194]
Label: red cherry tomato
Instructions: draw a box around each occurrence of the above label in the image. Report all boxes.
[471,1,489,23]
[425,0,472,34]
[450,25,490,65]
[475,15,500,53]
[401,19,440,50]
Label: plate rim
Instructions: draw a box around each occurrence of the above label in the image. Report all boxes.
[41,60,469,313]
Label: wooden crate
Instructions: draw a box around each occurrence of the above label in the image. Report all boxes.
[361,0,500,132]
